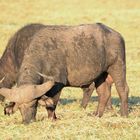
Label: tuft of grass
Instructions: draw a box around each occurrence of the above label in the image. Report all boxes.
[0,0,140,139]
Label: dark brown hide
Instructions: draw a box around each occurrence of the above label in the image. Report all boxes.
[16,23,128,123]
[1,24,112,120]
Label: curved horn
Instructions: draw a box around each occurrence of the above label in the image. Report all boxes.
[33,81,54,99]
[0,81,55,104]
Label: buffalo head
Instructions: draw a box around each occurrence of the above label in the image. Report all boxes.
[0,80,54,104]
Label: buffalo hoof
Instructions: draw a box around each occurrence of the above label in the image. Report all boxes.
[87,111,103,118]
[48,113,57,121]
[106,105,113,110]
[94,110,104,117]
[80,103,87,109]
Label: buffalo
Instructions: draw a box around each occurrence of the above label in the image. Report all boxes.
[0,23,129,124]
[0,24,113,117]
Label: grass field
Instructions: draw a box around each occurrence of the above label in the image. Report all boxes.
[0,0,140,139]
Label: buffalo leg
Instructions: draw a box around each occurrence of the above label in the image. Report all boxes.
[19,100,38,124]
[46,91,61,120]
[81,83,95,109]
[105,84,112,110]
[81,74,113,110]
[105,74,113,109]
[81,82,112,110]
[45,83,64,120]
[94,81,111,117]
[106,95,112,110]
[108,64,129,116]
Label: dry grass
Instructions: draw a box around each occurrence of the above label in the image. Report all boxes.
[0,0,140,139]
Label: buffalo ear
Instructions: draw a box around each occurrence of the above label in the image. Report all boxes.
[0,88,11,101]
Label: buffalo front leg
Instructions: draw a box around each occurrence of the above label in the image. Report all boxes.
[45,83,64,120]
[81,83,95,109]
[46,91,61,120]
[19,99,38,124]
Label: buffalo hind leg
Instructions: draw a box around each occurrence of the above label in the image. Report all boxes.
[108,62,129,116]
[106,95,112,110]
[19,100,38,124]
[81,83,95,109]
[105,74,113,110]
[81,80,113,110]
[94,80,111,117]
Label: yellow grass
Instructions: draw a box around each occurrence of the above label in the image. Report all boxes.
[0,0,140,139]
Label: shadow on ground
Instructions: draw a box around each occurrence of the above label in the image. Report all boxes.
[59,98,77,105]
[60,96,140,107]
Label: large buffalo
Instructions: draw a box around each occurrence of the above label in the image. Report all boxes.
[0,23,129,124]
[0,24,113,116]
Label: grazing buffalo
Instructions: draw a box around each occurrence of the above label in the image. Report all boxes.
[0,23,113,116]
[0,23,129,124]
